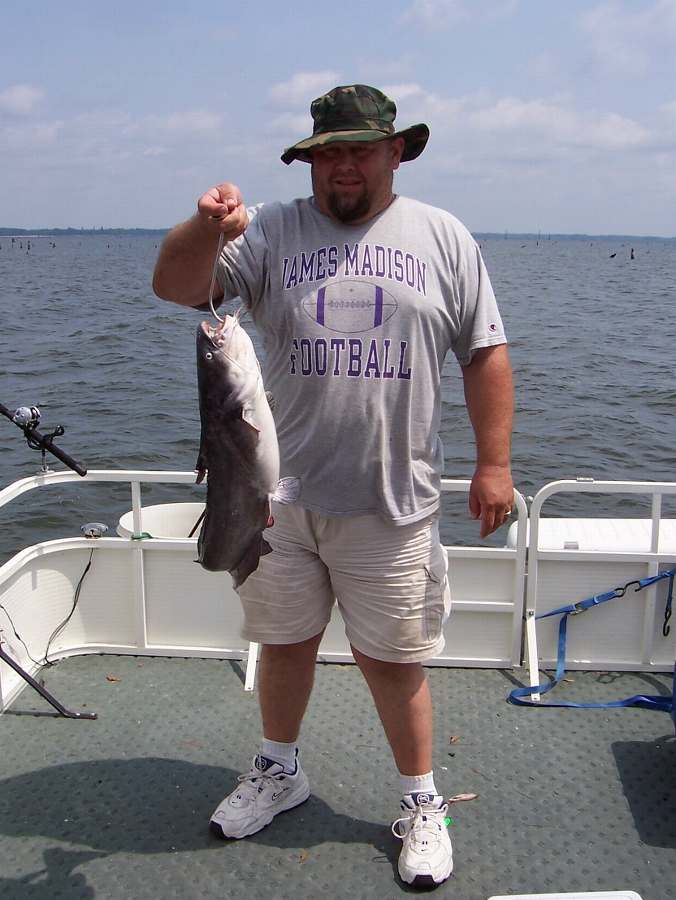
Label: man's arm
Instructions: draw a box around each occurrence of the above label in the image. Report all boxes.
[461,343,514,538]
[152,182,248,307]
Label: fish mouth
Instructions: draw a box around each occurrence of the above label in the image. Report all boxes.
[200,307,245,348]
[198,312,258,375]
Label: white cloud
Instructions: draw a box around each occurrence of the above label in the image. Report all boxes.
[401,0,518,28]
[269,72,340,107]
[0,120,63,152]
[267,113,312,136]
[401,0,467,27]
[579,0,676,76]
[469,97,650,149]
[157,110,223,134]
[0,84,44,115]
[382,82,426,102]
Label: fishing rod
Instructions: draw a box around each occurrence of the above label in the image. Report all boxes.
[0,402,87,476]
[0,401,96,718]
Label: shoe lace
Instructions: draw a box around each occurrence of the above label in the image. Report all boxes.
[235,767,281,798]
[391,802,448,844]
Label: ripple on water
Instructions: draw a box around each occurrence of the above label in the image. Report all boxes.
[1,233,675,560]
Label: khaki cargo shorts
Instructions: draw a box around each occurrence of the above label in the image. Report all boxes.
[237,504,451,663]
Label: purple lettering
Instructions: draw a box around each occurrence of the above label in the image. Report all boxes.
[416,259,426,296]
[361,244,373,277]
[287,256,298,289]
[344,243,359,275]
[300,338,312,375]
[299,251,315,285]
[375,245,386,277]
[314,339,327,375]
[393,249,404,282]
[347,339,362,377]
[328,246,338,278]
[364,340,381,378]
[382,339,395,379]
[405,253,415,288]
[316,247,327,280]
[397,341,412,379]
[330,338,346,374]
[282,257,289,289]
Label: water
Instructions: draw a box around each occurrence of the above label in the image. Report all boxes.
[1,233,674,563]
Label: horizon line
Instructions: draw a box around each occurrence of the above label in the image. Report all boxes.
[1,226,674,241]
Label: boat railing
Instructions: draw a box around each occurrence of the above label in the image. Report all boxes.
[523,478,676,699]
[0,470,529,712]
[1,471,674,715]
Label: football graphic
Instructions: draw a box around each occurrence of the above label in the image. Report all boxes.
[302,280,398,333]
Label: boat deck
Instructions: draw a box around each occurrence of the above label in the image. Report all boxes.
[1,655,674,900]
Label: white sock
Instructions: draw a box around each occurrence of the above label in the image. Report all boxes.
[260,738,297,771]
[399,770,438,797]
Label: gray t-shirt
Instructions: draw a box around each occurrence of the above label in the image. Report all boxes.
[217,195,506,524]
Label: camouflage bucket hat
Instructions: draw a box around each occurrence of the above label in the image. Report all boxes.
[281,84,429,165]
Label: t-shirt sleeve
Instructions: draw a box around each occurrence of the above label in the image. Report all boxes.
[451,235,506,366]
[215,203,268,310]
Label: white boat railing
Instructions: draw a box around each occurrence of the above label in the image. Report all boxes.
[0,470,529,711]
[1,471,674,714]
[524,479,676,700]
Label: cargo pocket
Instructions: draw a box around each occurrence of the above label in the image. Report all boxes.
[423,555,449,643]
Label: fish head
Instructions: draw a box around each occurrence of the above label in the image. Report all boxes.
[196,316,261,405]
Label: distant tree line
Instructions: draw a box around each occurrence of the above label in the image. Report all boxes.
[0,227,168,236]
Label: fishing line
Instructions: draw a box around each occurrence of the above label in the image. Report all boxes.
[207,232,225,324]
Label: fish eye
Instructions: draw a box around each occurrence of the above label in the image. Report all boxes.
[205,351,213,360]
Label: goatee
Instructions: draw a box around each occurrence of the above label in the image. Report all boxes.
[327,188,371,223]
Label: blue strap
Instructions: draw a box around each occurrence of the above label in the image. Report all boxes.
[509,567,676,711]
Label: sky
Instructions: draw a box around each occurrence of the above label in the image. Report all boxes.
[1,0,675,235]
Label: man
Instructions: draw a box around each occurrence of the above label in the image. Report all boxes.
[153,84,513,888]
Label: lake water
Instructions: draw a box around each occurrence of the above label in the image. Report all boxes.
[1,231,674,563]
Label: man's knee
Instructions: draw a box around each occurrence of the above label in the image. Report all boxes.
[261,630,325,661]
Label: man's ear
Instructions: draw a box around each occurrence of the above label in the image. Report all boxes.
[390,137,406,170]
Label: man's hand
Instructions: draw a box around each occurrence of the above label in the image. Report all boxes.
[468,463,514,538]
[197,182,249,241]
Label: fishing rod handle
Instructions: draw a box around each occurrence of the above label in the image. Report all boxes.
[0,402,87,476]
[40,432,88,477]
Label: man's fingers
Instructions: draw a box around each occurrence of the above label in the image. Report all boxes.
[480,508,496,538]
[476,501,514,538]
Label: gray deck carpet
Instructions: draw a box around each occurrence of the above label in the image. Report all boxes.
[1,655,674,900]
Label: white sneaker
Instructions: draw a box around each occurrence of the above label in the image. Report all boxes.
[210,753,310,839]
[392,792,454,887]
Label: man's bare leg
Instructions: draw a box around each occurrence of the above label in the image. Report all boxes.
[351,646,433,774]
[258,631,325,742]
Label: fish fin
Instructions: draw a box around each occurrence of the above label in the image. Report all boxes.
[271,476,301,505]
[240,403,261,432]
[231,534,270,588]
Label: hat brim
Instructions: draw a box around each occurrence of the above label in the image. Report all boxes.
[281,123,429,165]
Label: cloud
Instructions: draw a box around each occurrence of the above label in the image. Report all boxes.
[267,113,312,136]
[269,72,340,107]
[400,0,518,28]
[469,97,650,149]
[0,120,62,151]
[156,110,223,134]
[0,84,44,115]
[579,0,676,76]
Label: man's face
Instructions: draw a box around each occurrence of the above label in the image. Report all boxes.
[310,138,405,225]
